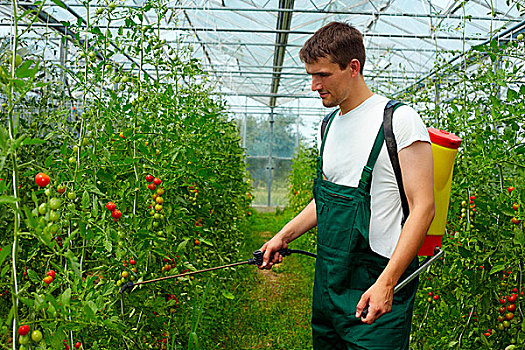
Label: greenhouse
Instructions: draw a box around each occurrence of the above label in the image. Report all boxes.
[0,0,524,349]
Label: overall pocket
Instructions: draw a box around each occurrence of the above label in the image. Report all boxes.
[316,199,358,251]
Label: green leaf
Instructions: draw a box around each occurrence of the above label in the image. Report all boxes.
[221,291,235,300]
[44,154,53,167]
[81,190,90,210]
[86,183,105,197]
[0,196,19,204]
[61,288,71,307]
[21,137,46,145]
[176,238,189,252]
[489,263,505,275]
[50,328,66,349]
[200,238,213,246]
[65,250,81,278]
[0,244,11,268]
[507,88,518,101]
[84,301,96,320]
[50,0,67,9]
[15,60,34,78]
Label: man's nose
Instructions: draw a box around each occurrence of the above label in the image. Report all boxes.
[311,77,322,91]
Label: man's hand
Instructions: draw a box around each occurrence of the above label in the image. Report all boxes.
[258,235,288,270]
[355,281,394,324]
[258,200,317,270]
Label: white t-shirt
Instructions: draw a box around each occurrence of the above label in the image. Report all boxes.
[316,94,430,258]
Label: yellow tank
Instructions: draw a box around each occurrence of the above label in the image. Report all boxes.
[418,128,462,256]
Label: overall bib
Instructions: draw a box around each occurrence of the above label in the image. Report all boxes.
[311,111,419,350]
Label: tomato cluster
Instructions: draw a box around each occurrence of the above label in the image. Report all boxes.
[43,270,56,285]
[106,201,122,222]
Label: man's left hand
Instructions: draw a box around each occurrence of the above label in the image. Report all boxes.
[355,282,394,324]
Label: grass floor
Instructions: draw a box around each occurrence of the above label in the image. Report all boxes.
[196,209,316,350]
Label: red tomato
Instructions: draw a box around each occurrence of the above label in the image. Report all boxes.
[18,324,30,336]
[507,304,516,312]
[112,210,122,219]
[153,178,161,186]
[75,342,82,349]
[508,294,517,303]
[106,202,116,211]
[129,259,136,265]
[148,183,157,191]
[513,203,519,211]
[146,175,154,183]
[43,276,53,284]
[35,173,50,187]
[433,295,439,300]
[508,186,515,194]
[57,185,66,194]
[47,270,56,279]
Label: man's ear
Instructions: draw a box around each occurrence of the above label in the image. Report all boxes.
[347,59,361,77]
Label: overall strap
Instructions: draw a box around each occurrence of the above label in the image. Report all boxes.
[383,100,410,225]
[358,124,385,191]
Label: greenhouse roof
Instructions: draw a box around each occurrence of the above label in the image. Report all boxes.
[0,0,524,109]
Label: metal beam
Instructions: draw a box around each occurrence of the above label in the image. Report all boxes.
[41,3,521,21]
[270,0,295,107]
[0,23,492,41]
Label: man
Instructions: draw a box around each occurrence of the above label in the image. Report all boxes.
[259,22,435,349]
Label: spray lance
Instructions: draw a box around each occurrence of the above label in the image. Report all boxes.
[119,248,316,294]
[119,245,443,320]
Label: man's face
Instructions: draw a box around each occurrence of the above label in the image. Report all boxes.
[305,56,356,109]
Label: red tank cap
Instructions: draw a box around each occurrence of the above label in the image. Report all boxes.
[427,127,462,149]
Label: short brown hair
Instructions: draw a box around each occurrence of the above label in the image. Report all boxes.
[299,22,365,74]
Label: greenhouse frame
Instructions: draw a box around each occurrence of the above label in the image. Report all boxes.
[0,1,524,349]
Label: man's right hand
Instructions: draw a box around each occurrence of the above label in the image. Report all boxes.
[258,235,288,270]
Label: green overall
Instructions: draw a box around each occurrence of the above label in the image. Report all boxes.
[312,111,419,350]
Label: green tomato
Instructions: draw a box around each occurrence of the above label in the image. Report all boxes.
[38,203,48,215]
[31,329,43,342]
[47,223,58,234]
[19,335,30,345]
[67,192,76,200]
[49,197,62,210]
[44,188,51,197]
[517,33,524,41]
[49,210,61,221]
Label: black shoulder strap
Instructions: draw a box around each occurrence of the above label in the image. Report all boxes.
[383,100,410,226]
[320,109,337,140]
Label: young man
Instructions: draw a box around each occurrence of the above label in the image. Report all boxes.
[259,22,435,349]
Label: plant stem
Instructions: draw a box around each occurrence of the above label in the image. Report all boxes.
[8,1,20,348]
